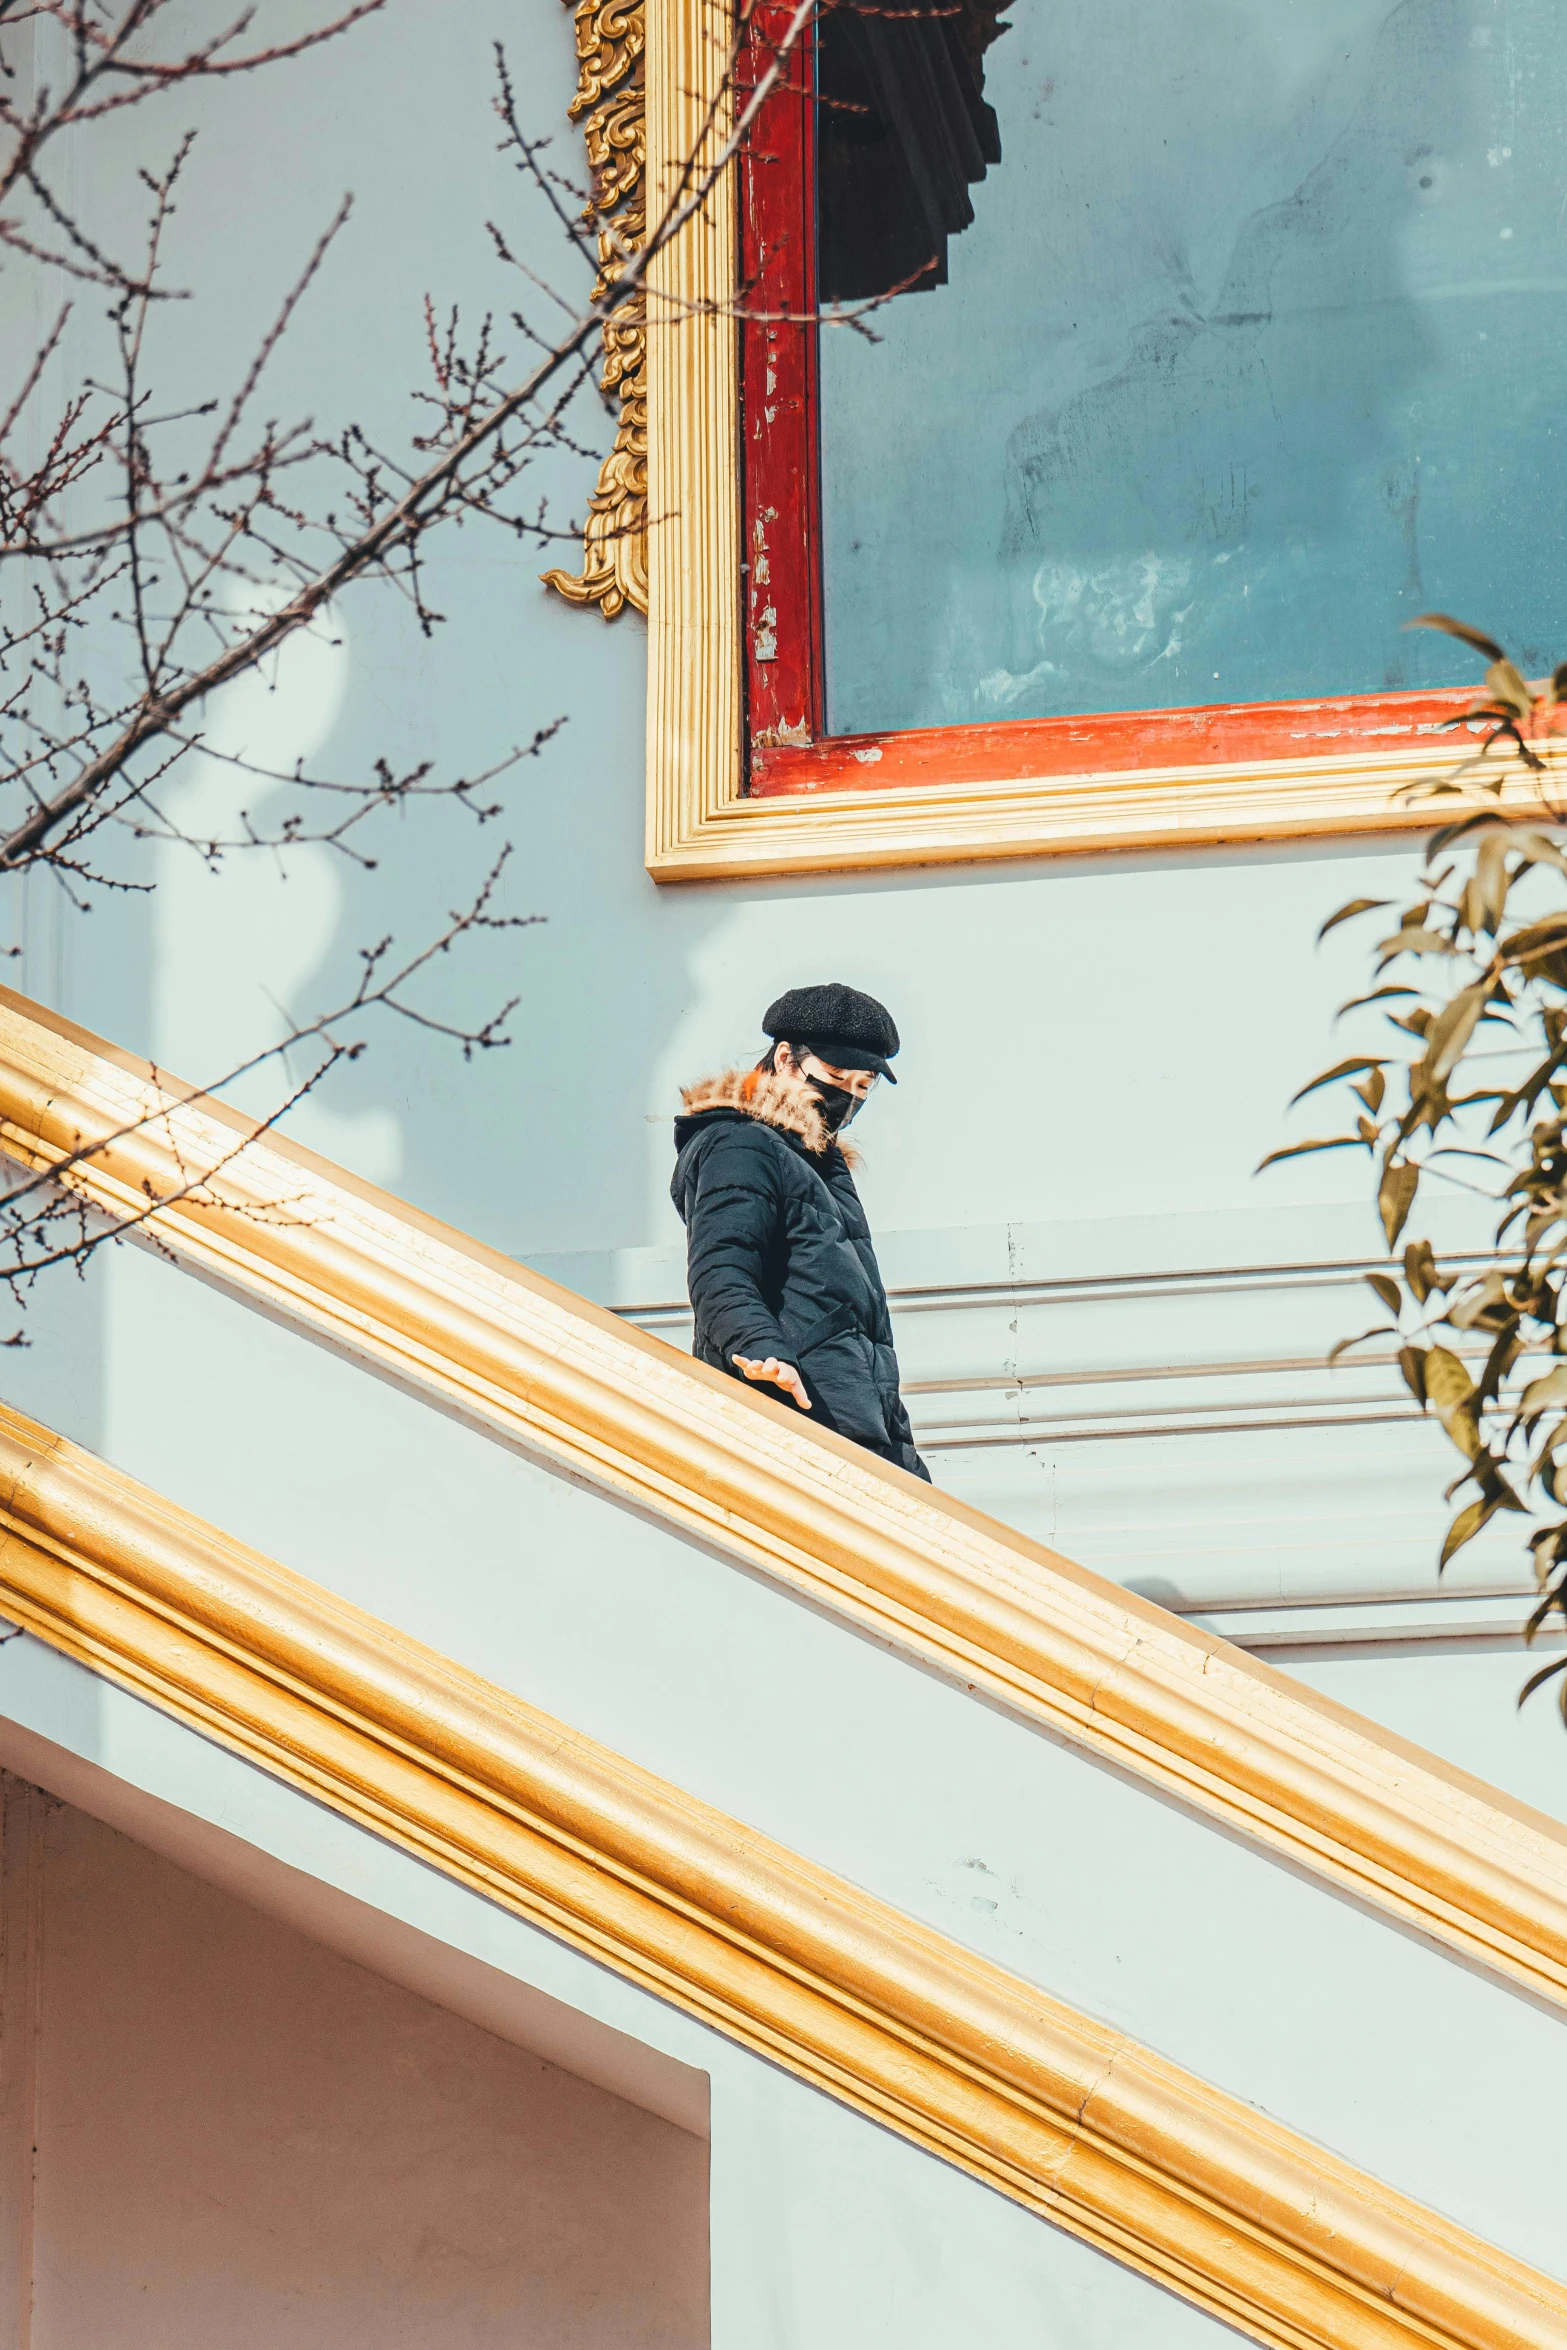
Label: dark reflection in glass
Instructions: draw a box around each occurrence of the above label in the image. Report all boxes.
[817,0,1567,737]
[816,0,1004,302]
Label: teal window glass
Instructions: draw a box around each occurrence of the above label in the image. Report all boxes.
[817,0,1567,737]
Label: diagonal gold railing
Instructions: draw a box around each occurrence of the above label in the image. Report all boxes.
[0,983,1564,2018]
[0,1397,1560,2350]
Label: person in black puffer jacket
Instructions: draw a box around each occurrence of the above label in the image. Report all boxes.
[670,982,929,1481]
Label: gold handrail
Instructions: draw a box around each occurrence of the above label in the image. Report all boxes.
[0,1397,1559,2350]
[0,981,1564,2019]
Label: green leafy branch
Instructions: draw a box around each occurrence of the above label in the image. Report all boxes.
[1265,615,1567,1711]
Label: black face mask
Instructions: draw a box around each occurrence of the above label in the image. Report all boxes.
[807,1077,861,1135]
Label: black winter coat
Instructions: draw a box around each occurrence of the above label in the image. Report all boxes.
[671,1070,929,1480]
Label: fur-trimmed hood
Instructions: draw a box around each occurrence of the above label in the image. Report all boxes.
[676,1067,857,1163]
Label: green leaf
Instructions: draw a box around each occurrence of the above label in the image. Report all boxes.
[1364,1272,1401,1316]
[1423,1346,1474,1416]
[1288,1056,1388,1108]
[1337,985,1417,1015]
[1483,657,1534,718]
[1484,653,1531,714]
[1528,1524,1566,1577]
[1317,898,1391,944]
[1444,1406,1483,1462]
[1327,1325,1393,1366]
[1518,1654,1567,1708]
[1520,1363,1567,1417]
[1403,612,1506,663]
[1256,1137,1363,1171]
[1376,926,1459,964]
[1440,1494,1496,1568]
[1422,1346,1484,1460]
[1402,1239,1448,1304]
[1525,1592,1561,1640]
[1527,950,1567,993]
[1512,830,1567,879]
[1430,810,1510,858]
[1420,982,1491,1086]
[1426,1145,1507,1172]
[1378,1157,1419,1248]
[1396,1344,1427,1403]
[1501,914,1567,963]
[1446,1268,1509,1330]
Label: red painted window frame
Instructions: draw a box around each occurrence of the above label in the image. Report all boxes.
[735,22,1472,800]
[738,2,825,754]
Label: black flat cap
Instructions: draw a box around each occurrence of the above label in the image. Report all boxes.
[763,982,901,1082]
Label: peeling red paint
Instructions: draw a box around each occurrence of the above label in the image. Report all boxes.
[748,688,1483,796]
[738,4,824,759]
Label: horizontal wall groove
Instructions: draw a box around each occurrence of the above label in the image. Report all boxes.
[910,1354,1500,1398]
[0,990,1563,2022]
[921,1407,1425,1448]
[622,1256,1509,1325]
[611,1278,1527,1614]
[0,1399,1558,2350]
[614,1295,1522,1428]
[907,1359,1412,1397]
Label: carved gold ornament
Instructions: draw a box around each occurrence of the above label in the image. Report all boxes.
[541,0,649,619]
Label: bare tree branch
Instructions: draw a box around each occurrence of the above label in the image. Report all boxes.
[0,0,830,1323]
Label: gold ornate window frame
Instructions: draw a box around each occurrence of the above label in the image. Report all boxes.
[562,0,1489,881]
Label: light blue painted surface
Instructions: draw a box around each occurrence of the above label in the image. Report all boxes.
[2,1237,1563,2285]
[0,1635,1247,2350]
[0,0,1563,2317]
[0,6,1501,1272]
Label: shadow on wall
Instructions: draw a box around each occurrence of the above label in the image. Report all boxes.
[5,0,733,1286]
[0,1769,709,2348]
[4,0,1500,1362]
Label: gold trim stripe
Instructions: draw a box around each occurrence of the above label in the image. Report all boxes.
[644,743,1541,882]
[0,1399,1560,2349]
[643,0,744,860]
[1,985,1566,2017]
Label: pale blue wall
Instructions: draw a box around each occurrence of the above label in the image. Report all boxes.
[0,1635,1247,2350]
[1,8,1565,2323]
[8,0,1547,1688]
[1,0,1474,1264]
[0,0,1560,1930]
[1,1237,1562,2290]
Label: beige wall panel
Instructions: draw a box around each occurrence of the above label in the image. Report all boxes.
[7,1782,707,2349]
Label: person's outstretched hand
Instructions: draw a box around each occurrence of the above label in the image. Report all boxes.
[731,1354,811,1412]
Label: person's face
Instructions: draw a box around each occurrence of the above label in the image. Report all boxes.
[775,1040,879,1105]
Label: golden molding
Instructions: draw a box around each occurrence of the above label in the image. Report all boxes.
[644,0,743,857]
[645,739,1560,881]
[541,0,649,618]
[0,1400,1560,2350]
[2,984,1567,2018]
[639,0,1554,877]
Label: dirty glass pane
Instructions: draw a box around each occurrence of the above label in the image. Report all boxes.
[817,0,1567,738]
